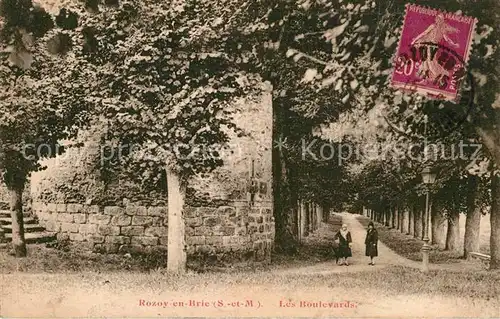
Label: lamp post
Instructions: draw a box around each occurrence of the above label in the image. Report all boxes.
[421,166,436,272]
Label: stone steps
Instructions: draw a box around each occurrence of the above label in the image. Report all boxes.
[0,210,56,244]
[2,224,46,233]
[3,231,57,243]
[0,210,31,218]
[0,217,38,225]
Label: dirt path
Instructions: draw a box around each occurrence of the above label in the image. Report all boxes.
[276,213,479,275]
[1,213,496,318]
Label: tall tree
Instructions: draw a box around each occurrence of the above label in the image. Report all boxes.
[0,0,93,256]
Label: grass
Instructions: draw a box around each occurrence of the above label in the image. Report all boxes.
[1,213,499,303]
[0,215,343,274]
[3,264,499,301]
[356,216,466,264]
[271,214,342,269]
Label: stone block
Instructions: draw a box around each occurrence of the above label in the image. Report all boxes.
[67,204,84,213]
[203,217,221,227]
[186,217,202,227]
[195,226,211,236]
[259,225,264,233]
[125,205,148,216]
[121,226,145,236]
[79,224,97,235]
[69,233,84,242]
[60,222,79,233]
[111,214,132,226]
[57,213,74,223]
[184,206,198,218]
[44,220,60,232]
[73,214,87,224]
[251,208,261,215]
[105,235,130,245]
[263,208,272,215]
[131,236,158,246]
[217,206,236,217]
[229,216,242,225]
[186,236,205,245]
[47,203,57,212]
[44,212,56,221]
[238,206,250,216]
[144,227,168,237]
[87,234,105,244]
[40,202,49,212]
[31,202,41,211]
[186,245,196,254]
[205,236,223,245]
[159,236,168,245]
[89,214,111,225]
[185,226,195,237]
[104,206,124,215]
[57,233,69,241]
[148,206,167,217]
[198,207,217,217]
[98,225,120,236]
[222,227,235,236]
[222,236,231,246]
[257,216,264,224]
[132,216,153,226]
[86,205,100,213]
[151,217,165,226]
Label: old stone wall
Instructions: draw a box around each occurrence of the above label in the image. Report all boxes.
[28,85,274,264]
[32,200,274,261]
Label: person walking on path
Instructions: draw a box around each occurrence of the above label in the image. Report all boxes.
[334,224,352,266]
[365,221,378,265]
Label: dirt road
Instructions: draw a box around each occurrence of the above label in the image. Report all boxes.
[1,213,498,318]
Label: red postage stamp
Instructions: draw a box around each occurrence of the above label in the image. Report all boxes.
[391,4,477,102]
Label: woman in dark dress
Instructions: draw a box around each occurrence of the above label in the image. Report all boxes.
[365,222,378,265]
[333,224,352,266]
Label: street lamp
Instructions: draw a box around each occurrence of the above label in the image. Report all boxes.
[421,166,436,272]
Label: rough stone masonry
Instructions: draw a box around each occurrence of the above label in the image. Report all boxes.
[28,87,274,264]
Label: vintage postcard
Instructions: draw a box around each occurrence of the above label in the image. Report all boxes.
[1,0,499,318]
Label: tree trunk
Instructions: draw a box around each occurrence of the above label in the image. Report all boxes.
[490,173,500,270]
[408,206,413,235]
[390,206,397,228]
[385,207,390,227]
[272,99,298,253]
[299,200,307,241]
[464,175,481,259]
[400,208,406,233]
[304,202,310,237]
[317,205,322,226]
[166,168,186,273]
[308,203,313,234]
[322,204,329,222]
[445,211,460,251]
[8,183,27,257]
[431,203,446,248]
[414,204,422,239]
[392,206,399,230]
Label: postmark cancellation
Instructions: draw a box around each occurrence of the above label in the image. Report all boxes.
[391,4,478,102]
